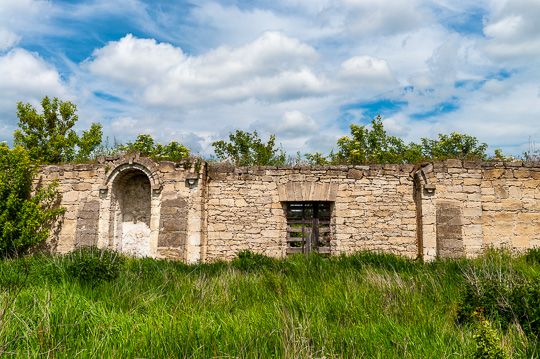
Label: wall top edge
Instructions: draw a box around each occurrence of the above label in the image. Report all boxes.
[36,156,540,173]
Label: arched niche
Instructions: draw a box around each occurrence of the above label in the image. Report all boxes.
[112,168,152,256]
[99,159,162,257]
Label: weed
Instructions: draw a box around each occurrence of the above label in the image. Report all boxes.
[65,246,125,284]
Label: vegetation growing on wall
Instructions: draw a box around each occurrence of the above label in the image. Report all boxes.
[212,130,287,166]
[119,134,190,162]
[0,144,65,257]
[310,115,489,165]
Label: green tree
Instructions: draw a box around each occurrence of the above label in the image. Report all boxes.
[334,115,488,165]
[14,96,103,163]
[212,130,287,166]
[0,144,64,257]
[336,115,418,164]
[120,134,190,162]
[421,132,488,161]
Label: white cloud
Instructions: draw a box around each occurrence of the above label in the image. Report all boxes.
[255,110,320,139]
[87,34,187,87]
[337,56,396,89]
[342,0,432,37]
[482,0,540,63]
[189,1,341,47]
[86,32,325,107]
[0,48,68,141]
[0,29,20,51]
[0,48,67,104]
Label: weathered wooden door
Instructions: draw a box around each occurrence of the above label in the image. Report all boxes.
[286,202,331,255]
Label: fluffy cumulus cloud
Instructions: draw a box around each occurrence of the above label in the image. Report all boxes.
[86,32,325,107]
[0,48,67,108]
[0,29,20,51]
[255,110,320,139]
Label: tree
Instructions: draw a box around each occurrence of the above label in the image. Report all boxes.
[336,115,417,164]
[334,115,488,164]
[212,130,287,166]
[0,144,64,257]
[14,96,103,163]
[421,132,488,161]
[120,134,190,162]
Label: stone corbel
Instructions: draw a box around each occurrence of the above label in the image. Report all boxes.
[152,185,162,196]
[99,185,108,198]
[185,173,199,189]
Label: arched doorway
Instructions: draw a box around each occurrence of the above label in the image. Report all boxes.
[112,168,152,256]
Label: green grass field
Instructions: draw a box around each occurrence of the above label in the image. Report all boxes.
[0,248,539,358]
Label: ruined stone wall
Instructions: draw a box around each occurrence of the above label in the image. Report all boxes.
[37,154,205,262]
[37,163,106,253]
[417,160,540,260]
[205,164,418,261]
[37,155,540,262]
[481,162,540,250]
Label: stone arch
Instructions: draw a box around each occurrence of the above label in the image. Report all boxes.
[104,156,162,193]
[99,157,162,257]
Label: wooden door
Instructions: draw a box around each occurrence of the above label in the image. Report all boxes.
[286,202,331,255]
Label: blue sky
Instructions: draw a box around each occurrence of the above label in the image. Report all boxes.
[1,0,540,156]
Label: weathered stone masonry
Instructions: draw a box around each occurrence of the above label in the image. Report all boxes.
[37,154,540,262]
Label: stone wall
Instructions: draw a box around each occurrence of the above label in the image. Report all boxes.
[416,160,540,260]
[37,153,205,262]
[481,162,540,250]
[205,164,417,261]
[37,155,540,262]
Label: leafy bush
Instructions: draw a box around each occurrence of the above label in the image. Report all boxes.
[471,309,509,359]
[66,246,125,284]
[329,115,489,165]
[119,134,190,162]
[0,145,65,257]
[212,130,287,166]
[457,272,540,338]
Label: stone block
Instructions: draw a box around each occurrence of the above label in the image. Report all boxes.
[501,199,523,211]
[347,168,363,179]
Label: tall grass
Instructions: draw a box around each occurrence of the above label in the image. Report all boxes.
[0,248,539,358]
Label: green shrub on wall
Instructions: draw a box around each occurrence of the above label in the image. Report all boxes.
[0,144,65,257]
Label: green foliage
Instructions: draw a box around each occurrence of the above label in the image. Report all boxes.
[1,250,540,357]
[232,250,277,272]
[336,115,414,164]
[76,123,104,161]
[333,115,488,164]
[212,130,287,166]
[65,246,125,284]
[13,96,103,163]
[305,151,333,165]
[421,132,488,161]
[456,249,540,339]
[471,310,509,359]
[0,145,65,257]
[119,134,190,162]
[524,247,540,265]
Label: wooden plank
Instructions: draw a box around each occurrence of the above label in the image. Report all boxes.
[286,247,304,254]
[287,220,311,225]
[317,247,331,254]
